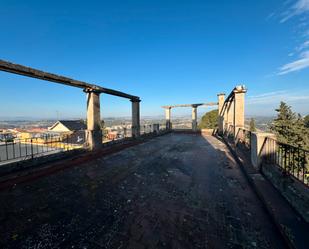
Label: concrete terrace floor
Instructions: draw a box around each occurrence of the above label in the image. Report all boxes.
[0,133,286,249]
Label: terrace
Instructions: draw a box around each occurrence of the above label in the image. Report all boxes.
[0,60,308,249]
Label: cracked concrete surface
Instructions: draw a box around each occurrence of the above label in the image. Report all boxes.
[0,134,286,249]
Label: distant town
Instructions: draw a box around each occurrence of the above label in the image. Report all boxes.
[0,115,273,142]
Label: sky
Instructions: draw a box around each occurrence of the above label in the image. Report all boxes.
[0,0,309,119]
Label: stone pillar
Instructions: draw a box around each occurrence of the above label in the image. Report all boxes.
[192,105,198,132]
[226,100,234,135]
[217,93,225,135]
[233,85,247,136]
[251,132,276,169]
[165,107,172,130]
[131,99,141,138]
[85,89,102,150]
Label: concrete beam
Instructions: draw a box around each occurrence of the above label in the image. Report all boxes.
[0,59,140,101]
[85,89,102,150]
[162,102,217,109]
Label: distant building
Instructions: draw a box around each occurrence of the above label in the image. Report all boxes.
[48,120,86,145]
[107,131,118,140]
[48,120,86,133]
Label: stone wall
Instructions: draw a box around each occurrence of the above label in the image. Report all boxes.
[261,163,309,222]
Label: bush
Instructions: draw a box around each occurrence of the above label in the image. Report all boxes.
[198,109,218,129]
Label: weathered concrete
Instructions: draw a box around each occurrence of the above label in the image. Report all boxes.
[233,86,246,135]
[191,105,198,132]
[0,59,140,101]
[152,124,160,134]
[217,93,225,135]
[223,135,309,249]
[0,134,285,249]
[85,89,102,150]
[226,100,234,133]
[165,107,172,130]
[162,102,217,109]
[250,132,276,169]
[131,99,141,137]
[262,161,309,223]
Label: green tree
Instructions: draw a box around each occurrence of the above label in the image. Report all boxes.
[249,118,256,132]
[270,102,309,149]
[198,109,218,129]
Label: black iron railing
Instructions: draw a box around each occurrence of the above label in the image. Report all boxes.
[103,124,167,144]
[262,137,309,186]
[0,133,85,164]
[141,124,153,135]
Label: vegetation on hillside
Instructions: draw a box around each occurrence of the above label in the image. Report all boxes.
[270,102,309,150]
[198,109,218,129]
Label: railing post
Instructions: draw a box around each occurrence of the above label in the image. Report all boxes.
[251,132,276,169]
[217,93,225,135]
[131,99,141,138]
[84,88,102,150]
[30,139,34,159]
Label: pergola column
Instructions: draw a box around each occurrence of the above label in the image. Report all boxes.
[131,99,141,138]
[226,100,235,134]
[192,105,198,132]
[85,89,102,150]
[233,85,247,136]
[217,93,225,135]
[165,107,172,130]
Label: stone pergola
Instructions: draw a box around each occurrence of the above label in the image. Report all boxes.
[162,85,246,133]
[217,85,247,135]
[0,60,141,150]
[162,102,218,131]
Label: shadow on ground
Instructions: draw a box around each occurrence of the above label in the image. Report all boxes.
[0,133,286,249]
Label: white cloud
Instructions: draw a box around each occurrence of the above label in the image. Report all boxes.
[281,0,309,22]
[278,50,309,74]
[246,90,309,115]
[297,40,309,51]
[276,1,309,75]
[247,90,309,104]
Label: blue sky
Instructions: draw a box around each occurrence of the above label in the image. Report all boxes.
[0,0,309,119]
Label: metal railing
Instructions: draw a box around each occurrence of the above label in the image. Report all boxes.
[261,137,309,186]
[141,124,153,135]
[103,124,167,144]
[0,133,85,164]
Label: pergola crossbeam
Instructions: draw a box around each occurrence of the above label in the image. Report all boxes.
[0,59,139,101]
[162,102,217,109]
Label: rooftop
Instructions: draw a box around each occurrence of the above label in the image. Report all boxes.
[0,133,285,248]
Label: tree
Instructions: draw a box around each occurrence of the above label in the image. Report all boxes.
[304,115,309,128]
[249,118,256,132]
[270,102,309,149]
[198,109,218,129]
